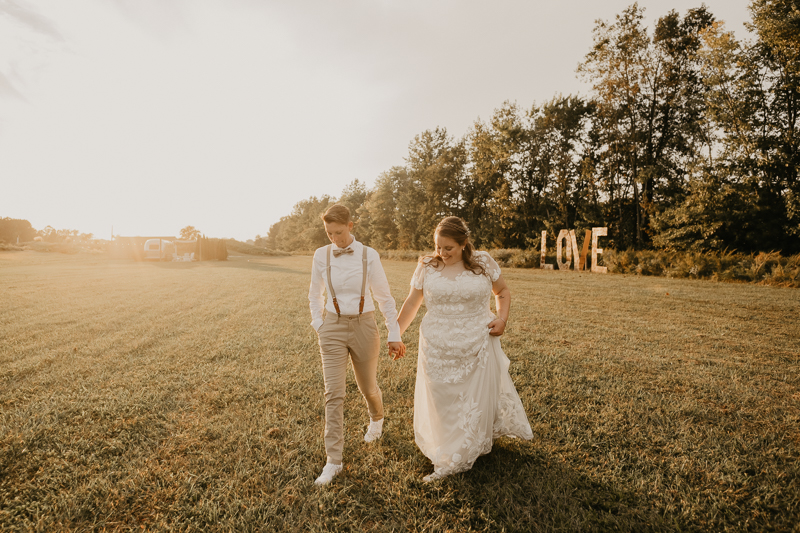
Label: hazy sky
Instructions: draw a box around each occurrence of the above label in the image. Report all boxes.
[0,0,752,241]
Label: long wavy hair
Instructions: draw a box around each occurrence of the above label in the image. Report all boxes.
[420,216,487,277]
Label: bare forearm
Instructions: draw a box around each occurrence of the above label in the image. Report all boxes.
[494,287,510,323]
[397,290,423,335]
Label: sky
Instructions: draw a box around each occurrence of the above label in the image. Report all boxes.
[0,0,753,241]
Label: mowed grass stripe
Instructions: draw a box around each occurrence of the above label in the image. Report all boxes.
[1,251,798,532]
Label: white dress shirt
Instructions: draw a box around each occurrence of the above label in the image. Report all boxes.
[309,239,401,342]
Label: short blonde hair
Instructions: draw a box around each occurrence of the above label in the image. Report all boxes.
[322,204,351,225]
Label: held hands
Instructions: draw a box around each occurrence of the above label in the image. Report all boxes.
[487,318,506,336]
[388,341,406,360]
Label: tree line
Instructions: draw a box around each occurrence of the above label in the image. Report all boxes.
[0,218,94,244]
[264,1,799,254]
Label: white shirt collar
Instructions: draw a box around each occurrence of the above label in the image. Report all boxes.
[332,238,359,251]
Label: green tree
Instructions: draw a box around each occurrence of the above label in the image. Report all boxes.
[518,96,596,242]
[358,169,402,250]
[0,217,37,243]
[653,21,762,251]
[466,107,519,248]
[39,226,58,242]
[579,3,714,248]
[747,0,800,249]
[179,226,201,240]
[664,2,800,253]
[398,128,465,249]
[338,179,368,227]
[651,165,761,250]
[266,195,334,251]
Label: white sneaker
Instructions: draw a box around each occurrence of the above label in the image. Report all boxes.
[314,463,343,486]
[364,418,384,443]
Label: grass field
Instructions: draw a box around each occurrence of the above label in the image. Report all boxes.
[1,251,799,532]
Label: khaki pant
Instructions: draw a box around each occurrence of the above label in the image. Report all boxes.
[317,311,383,465]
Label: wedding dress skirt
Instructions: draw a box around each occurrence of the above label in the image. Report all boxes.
[411,252,533,477]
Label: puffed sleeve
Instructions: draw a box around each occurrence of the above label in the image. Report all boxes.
[479,251,501,282]
[411,260,426,290]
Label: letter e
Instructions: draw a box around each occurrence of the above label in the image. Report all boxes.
[591,227,608,274]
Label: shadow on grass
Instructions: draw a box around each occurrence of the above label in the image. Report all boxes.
[443,441,673,532]
[317,436,675,533]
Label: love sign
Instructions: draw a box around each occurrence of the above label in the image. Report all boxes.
[540,228,608,273]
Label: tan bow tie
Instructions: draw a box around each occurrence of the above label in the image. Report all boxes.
[333,247,353,257]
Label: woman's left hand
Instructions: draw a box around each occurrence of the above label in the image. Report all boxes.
[487,318,506,336]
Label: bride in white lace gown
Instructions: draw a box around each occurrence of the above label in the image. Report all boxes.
[397,217,533,481]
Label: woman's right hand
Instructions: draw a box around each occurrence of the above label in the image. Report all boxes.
[388,341,406,360]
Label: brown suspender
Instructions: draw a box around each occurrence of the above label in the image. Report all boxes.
[326,245,341,315]
[326,244,368,317]
[360,245,368,314]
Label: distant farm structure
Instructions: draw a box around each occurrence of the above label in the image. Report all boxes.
[111,236,227,261]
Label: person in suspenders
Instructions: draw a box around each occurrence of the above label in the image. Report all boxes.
[308,204,406,485]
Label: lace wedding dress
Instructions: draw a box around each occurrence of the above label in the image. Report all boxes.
[411,251,533,478]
